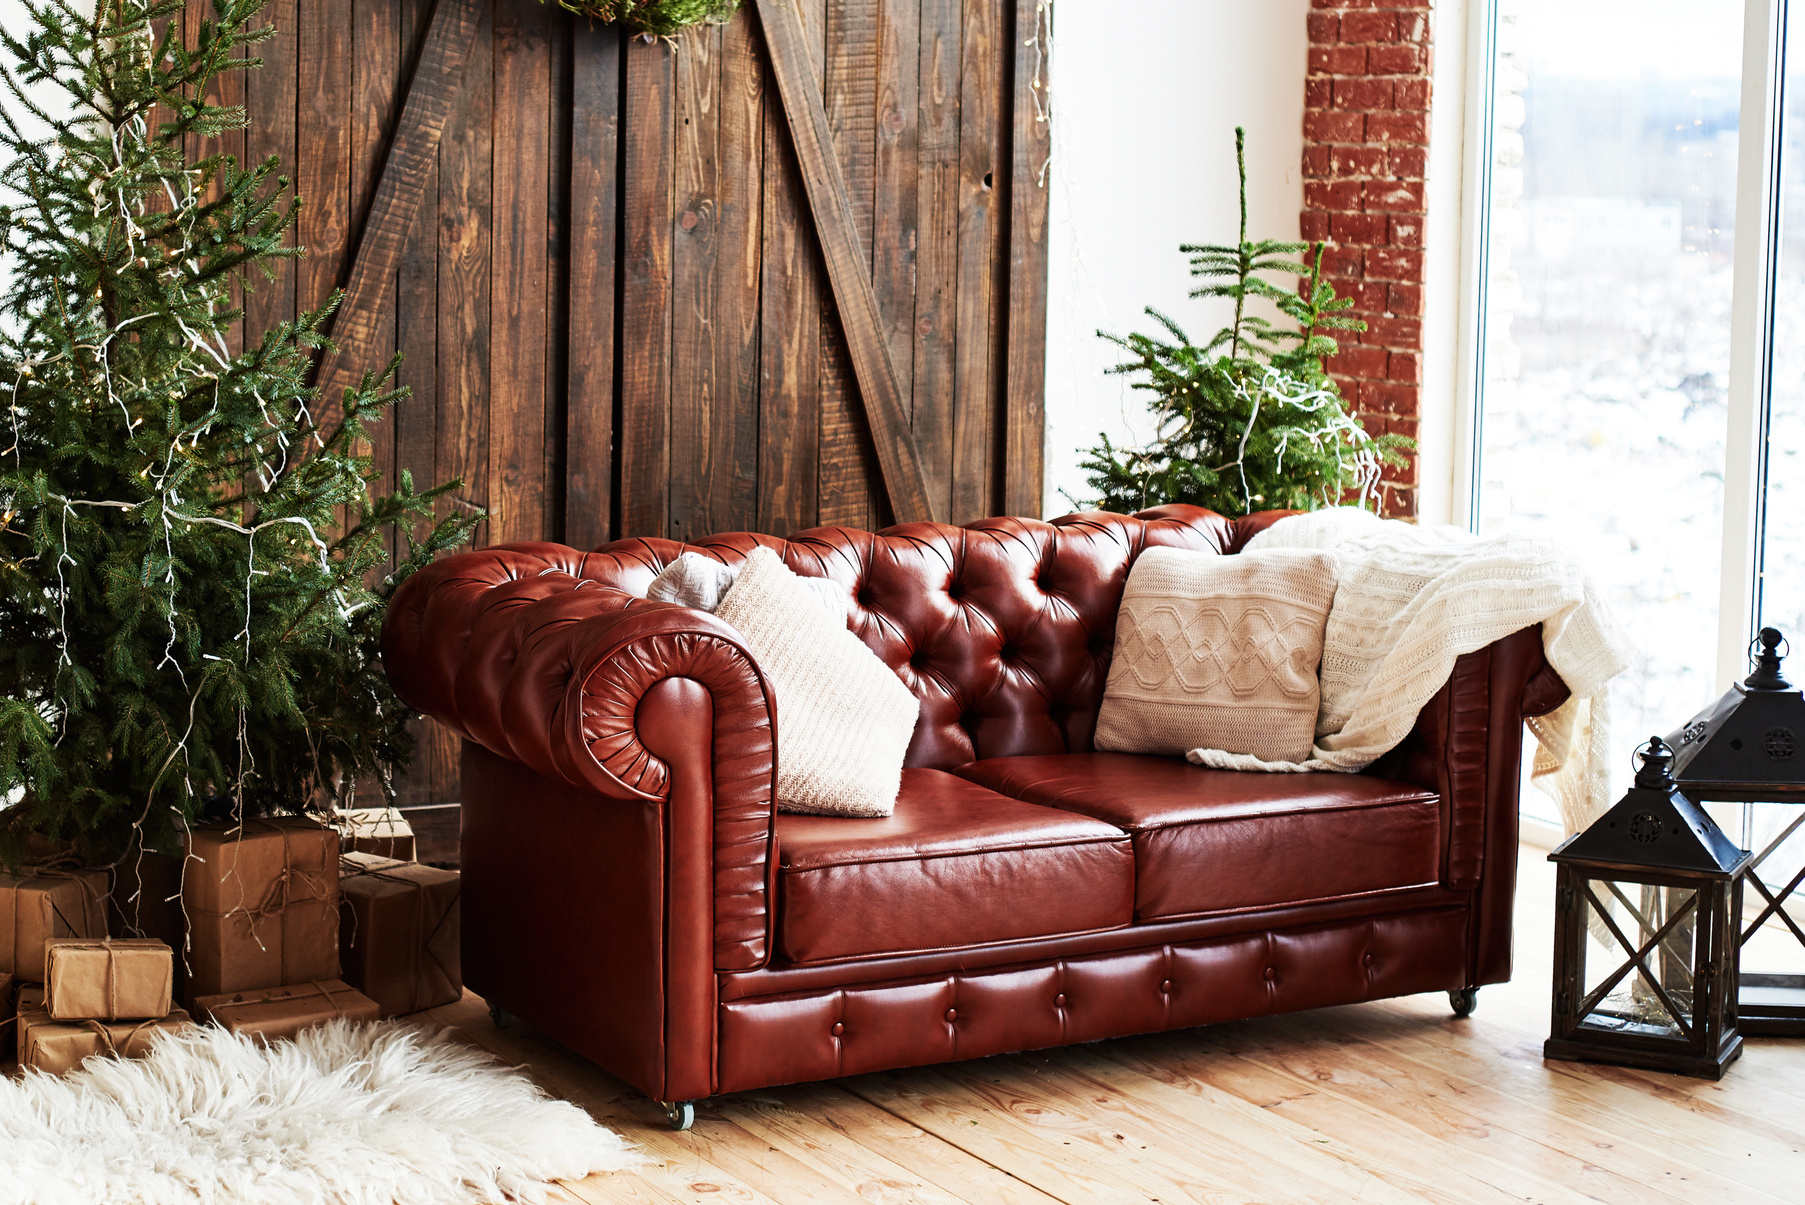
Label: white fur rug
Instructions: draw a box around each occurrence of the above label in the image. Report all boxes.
[0,1019,647,1205]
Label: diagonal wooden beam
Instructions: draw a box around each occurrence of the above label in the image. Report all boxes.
[311,0,483,437]
[752,0,938,526]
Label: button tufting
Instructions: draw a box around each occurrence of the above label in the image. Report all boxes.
[1362,953,1375,967]
[1263,966,1276,981]
[1160,979,1172,994]
[831,1022,844,1037]
[944,1008,957,1023]
[1054,993,1066,1008]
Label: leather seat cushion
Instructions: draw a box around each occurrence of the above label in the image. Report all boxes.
[775,768,1135,964]
[956,753,1442,921]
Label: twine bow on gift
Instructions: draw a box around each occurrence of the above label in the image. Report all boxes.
[213,820,333,955]
[78,1016,165,1059]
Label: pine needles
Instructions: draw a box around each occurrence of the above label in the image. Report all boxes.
[0,0,481,864]
[1076,128,1412,519]
[544,0,739,38]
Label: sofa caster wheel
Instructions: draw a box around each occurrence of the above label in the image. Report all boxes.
[1449,988,1479,1018]
[489,1006,511,1028]
[662,1100,696,1132]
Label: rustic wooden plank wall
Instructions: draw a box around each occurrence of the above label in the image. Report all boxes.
[233,0,1050,803]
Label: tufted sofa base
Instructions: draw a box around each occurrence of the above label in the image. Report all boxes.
[716,906,1469,1093]
[385,507,1573,1106]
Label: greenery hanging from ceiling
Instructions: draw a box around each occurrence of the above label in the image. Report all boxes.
[546,0,740,39]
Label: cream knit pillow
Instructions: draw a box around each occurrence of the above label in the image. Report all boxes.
[714,547,920,817]
[1094,546,1339,763]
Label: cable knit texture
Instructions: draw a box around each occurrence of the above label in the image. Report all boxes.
[647,551,740,611]
[1188,507,1631,832]
[1095,547,1339,762]
[714,547,921,817]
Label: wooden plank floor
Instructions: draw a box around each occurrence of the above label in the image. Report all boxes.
[419,845,1805,1204]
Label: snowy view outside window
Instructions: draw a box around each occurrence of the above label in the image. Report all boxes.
[1481,0,1804,975]
[1477,0,1744,818]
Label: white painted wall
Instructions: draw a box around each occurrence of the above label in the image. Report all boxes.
[1043,0,1310,517]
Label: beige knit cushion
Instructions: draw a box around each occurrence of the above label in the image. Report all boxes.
[715,546,920,817]
[1094,546,1339,763]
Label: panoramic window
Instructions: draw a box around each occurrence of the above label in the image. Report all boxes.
[1471,0,1745,819]
[1469,0,1805,974]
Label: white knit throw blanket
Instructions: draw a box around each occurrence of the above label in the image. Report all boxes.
[1186,508,1633,833]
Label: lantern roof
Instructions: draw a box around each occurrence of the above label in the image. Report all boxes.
[1552,737,1751,878]
[1668,628,1805,801]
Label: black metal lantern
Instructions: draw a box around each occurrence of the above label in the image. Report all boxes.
[1545,737,1752,1080]
[1668,627,1805,1034]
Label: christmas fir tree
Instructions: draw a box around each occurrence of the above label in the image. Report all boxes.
[1077,128,1412,518]
[0,0,479,866]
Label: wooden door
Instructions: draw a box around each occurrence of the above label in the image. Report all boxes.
[238,0,1051,804]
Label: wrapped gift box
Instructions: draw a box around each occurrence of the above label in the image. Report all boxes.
[0,869,108,981]
[15,985,194,1075]
[330,807,416,862]
[44,937,174,1021]
[182,817,339,1000]
[338,852,461,1018]
[192,979,380,1042]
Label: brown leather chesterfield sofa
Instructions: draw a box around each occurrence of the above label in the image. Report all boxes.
[383,506,1569,1128]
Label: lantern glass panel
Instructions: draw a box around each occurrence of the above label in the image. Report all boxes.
[1741,806,1805,973]
[1577,877,1701,1040]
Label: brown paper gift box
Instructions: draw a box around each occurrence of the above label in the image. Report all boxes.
[44,938,174,1021]
[331,808,416,862]
[193,979,380,1042]
[182,817,340,1000]
[339,852,461,1018]
[15,986,194,1075]
[0,869,108,981]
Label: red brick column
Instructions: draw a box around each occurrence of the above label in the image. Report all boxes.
[1301,1,1432,518]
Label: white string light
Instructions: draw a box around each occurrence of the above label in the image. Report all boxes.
[1024,0,1053,187]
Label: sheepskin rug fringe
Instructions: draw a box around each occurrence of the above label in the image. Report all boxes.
[0,1019,648,1205]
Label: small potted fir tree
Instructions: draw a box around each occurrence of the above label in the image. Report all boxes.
[1078,129,1412,517]
[0,0,479,868]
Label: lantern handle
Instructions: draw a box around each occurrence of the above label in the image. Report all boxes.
[1746,627,1792,691]
[1632,736,1676,789]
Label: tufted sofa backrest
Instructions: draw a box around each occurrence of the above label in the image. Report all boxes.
[566,506,1289,770]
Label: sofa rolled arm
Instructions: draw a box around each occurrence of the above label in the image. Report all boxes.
[383,543,778,968]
